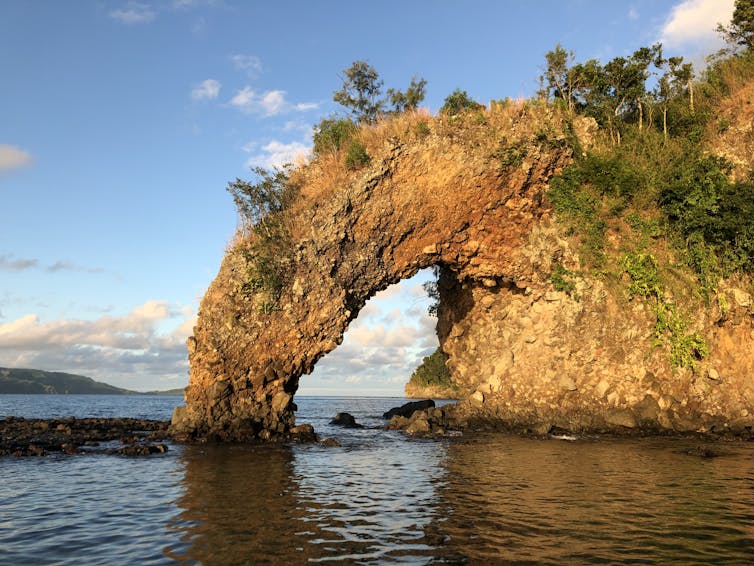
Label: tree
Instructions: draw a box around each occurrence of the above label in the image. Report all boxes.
[387,76,427,113]
[717,0,754,49]
[333,61,385,123]
[542,44,577,113]
[440,88,480,115]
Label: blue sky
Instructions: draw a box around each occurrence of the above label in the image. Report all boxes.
[0,0,734,394]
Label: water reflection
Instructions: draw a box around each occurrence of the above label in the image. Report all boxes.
[170,432,449,564]
[434,434,754,564]
[168,420,754,564]
[167,444,318,564]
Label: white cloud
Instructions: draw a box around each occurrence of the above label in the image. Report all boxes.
[660,0,734,49]
[243,140,310,168]
[191,79,221,101]
[229,86,317,117]
[302,272,439,395]
[230,54,263,77]
[0,300,195,390]
[0,145,32,173]
[628,7,639,20]
[109,2,156,24]
[295,102,319,111]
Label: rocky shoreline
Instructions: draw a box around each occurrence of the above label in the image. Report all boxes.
[0,417,171,457]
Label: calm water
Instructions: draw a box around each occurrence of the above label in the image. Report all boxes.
[2,395,754,564]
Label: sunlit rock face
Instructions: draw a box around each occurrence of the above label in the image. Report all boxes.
[170,106,754,442]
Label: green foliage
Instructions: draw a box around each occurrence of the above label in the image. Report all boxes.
[621,252,661,299]
[717,0,754,49]
[333,61,427,123]
[550,263,578,298]
[227,166,299,313]
[654,303,709,369]
[440,88,480,116]
[408,348,455,389]
[387,76,427,114]
[333,61,385,124]
[493,137,527,168]
[312,117,357,155]
[344,139,371,170]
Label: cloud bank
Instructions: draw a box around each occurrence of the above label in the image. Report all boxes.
[0,301,195,391]
[660,0,734,50]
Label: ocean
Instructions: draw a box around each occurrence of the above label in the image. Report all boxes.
[2,394,754,564]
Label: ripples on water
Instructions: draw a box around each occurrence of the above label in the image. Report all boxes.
[2,395,754,564]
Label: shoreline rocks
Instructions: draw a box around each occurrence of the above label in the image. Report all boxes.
[0,416,171,457]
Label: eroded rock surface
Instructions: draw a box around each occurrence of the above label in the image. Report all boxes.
[171,104,754,442]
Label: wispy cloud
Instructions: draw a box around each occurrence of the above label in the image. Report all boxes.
[0,254,104,274]
[230,54,262,77]
[0,301,195,390]
[109,2,157,24]
[628,7,639,20]
[229,86,318,117]
[0,145,32,173]
[0,255,38,271]
[191,79,221,101]
[46,261,105,274]
[660,0,734,50]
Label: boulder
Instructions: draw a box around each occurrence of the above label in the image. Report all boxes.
[382,399,435,420]
[329,412,362,428]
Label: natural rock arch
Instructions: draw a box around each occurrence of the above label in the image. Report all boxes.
[171,106,754,441]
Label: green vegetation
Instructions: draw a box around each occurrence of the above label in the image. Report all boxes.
[407,348,456,391]
[550,263,579,298]
[543,1,754,368]
[227,166,300,312]
[332,60,427,124]
[344,139,371,170]
[440,88,480,116]
[312,117,358,154]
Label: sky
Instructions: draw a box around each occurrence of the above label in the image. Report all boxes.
[0,0,735,394]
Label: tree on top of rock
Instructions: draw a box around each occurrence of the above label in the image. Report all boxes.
[333,61,427,123]
[333,61,385,124]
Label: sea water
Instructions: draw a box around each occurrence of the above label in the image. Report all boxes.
[1,394,754,564]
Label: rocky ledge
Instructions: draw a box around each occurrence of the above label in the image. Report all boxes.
[0,417,171,457]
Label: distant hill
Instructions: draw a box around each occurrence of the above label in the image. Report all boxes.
[143,388,185,396]
[0,367,134,394]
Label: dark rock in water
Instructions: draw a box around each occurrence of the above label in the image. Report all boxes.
[330,412,362,428]
[290,423,317,442]
[383,400,435,420]
[319,437,341,447]
[0,417,171,457]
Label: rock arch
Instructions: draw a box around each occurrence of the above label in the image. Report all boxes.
[170,107,754,441]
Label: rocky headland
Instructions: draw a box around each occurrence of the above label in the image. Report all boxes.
[171,74,754,442]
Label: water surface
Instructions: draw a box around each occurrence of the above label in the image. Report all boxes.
[2,395,754,564]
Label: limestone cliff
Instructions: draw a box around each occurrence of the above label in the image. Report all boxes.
[171,103,754,442]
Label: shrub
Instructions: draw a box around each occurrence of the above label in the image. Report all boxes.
[440,88,480,116]
[227,166,300,312]
[312,117,357,155]
[344,139,371,170]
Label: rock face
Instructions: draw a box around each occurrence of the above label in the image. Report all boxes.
[171,104,754,442]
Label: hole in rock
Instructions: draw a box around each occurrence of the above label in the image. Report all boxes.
[297,268,440,399]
